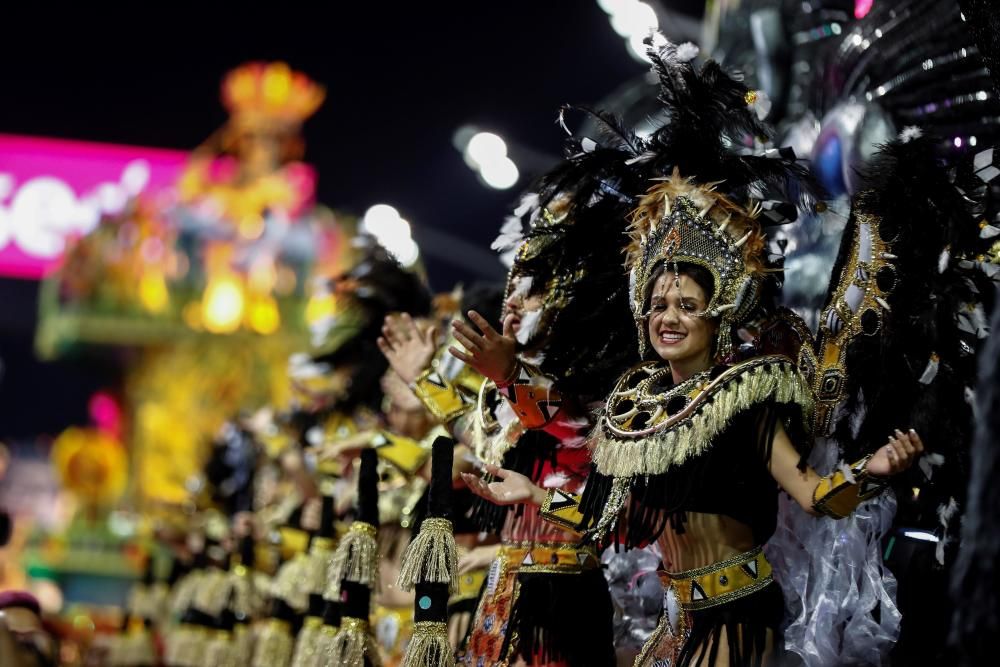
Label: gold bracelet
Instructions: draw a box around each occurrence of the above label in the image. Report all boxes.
[495,360,521,388]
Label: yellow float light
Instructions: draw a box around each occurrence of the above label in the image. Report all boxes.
[202,274,245,333]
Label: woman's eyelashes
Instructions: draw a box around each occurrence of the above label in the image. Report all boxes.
[650,297,701,316]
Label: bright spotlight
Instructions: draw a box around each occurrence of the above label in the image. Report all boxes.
[363,204,400,227]
[362,204,412,238]
[628,32,651,62]
[597,0,629,14]
[465,132,508,168]
[610,1,658,38]
[480,157,520,190]
[383,235,421,267]
[361,203,419,266]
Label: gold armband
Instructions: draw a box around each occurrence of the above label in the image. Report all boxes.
[811,455,889,519]
[497,364,563,429]
[412,368,478,423]
[539,488,585,534]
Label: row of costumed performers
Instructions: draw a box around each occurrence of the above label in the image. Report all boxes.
[104,10,1000,667]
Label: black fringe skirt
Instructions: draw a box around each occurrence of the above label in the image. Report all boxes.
[504,567,617,666]
[640,581,784,667]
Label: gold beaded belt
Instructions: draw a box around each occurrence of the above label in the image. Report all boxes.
[659,546,773,611]
[501,541,601,575]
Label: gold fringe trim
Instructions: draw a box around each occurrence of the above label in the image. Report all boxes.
[316,624,340,664]
[396,518,459,593]
[203,631,237,667]
[593,357,813,478]
[228,568,270,620]
[290,618,323,667]
[166,625,208,667]
[328,618,383,667]
[169,570,202,616]
[271,552,310,612]
[327,521,379,597]
[301,541,335,598]
[251,619,294,667]
[401,621,455,667]
[232,624,255,665]
[191,568,231,617]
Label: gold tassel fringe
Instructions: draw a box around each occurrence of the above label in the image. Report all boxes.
[316,624,340,664]
[203,631,237,667]
[328,618,382,667]
[271,552,311,612]
[401,621,455,667]
[232,624,255,664]
[229,566,270,620]
[396,518,459,592]
[301,539,336,597]
[165,625,207,667]
[251,619,294,667]
[191,568,231,617]
[327,522,379,597]
[593,358,813,478]
[290,617,323,667]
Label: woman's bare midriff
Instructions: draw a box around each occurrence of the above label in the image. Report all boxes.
[656,512,755,573]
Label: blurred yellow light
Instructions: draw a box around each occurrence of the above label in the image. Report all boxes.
[263,62,292,108]
[203,276,245,333]
[238,215,265,240]
[306,293,336,325]
[139,272,169,313]
[249,261,278,292]
[249,297,281,335]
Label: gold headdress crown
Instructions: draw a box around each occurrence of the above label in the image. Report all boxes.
[222,62,325,127]
[627,169,769,358]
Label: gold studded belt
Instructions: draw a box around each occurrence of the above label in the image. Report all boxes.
[659,546,773,611]
[501,541,601,575]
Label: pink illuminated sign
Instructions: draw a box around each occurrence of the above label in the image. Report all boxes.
[0,134,188,279]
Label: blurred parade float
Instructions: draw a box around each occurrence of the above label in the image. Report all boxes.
[4,61,388,653]
[36,61,355,509]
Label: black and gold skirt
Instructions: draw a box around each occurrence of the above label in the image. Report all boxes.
[637,546,783,667]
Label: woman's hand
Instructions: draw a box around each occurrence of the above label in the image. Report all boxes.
[449,311,518,384]
[377,313,438,385]
[460,464,547,507]
[457,544,501,575]
[867,429,925,477]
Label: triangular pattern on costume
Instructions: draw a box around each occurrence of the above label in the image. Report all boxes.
[425,372,447,388]
[742,559,758,579]
[691,581,707,601]
[539,400,562,420]
[548,489,577,512]
[522,552,534,566]
[860,479,881,496]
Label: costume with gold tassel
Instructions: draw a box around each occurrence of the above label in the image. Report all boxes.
[328,448,383,666]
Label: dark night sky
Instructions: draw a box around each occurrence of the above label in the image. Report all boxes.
[0,4,703,438]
